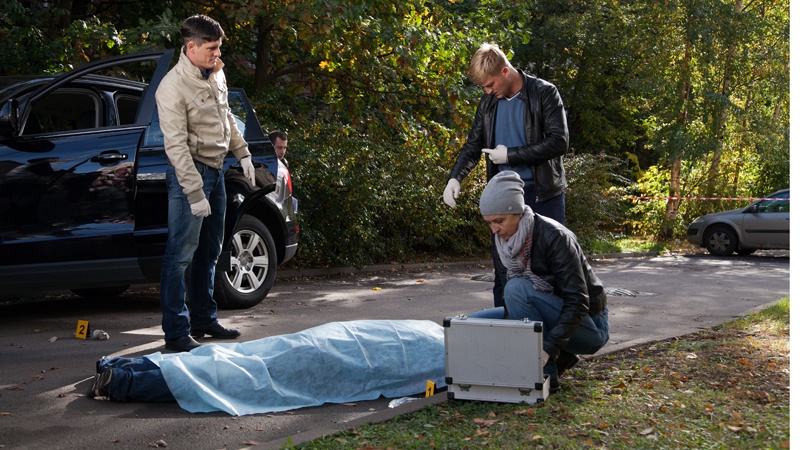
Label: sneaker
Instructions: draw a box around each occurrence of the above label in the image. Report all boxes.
[86,369,113,399]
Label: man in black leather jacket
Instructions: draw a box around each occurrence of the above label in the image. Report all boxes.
[443,43,568,222]
[443,43,570,309]
[469,171,609,392]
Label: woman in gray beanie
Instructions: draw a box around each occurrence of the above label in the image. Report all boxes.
[471,171,609,392]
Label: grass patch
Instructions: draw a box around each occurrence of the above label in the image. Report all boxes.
[296,297,789,449]
[588,237,671,255]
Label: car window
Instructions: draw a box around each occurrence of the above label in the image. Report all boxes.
[116,94,140,125]
[24,89,99,134]
[756,196,789,213]
[227,91,248,136]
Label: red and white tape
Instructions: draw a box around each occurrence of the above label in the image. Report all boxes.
[623,196,789,202]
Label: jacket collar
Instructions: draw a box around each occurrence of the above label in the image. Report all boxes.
[178,47,225,80]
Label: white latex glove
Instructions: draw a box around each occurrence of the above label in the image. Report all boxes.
[482,145,508,164]
[443,178,461,208]
[190,198,211,217]
[241,157,256,187]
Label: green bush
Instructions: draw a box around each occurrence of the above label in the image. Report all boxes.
[255,92,490,268]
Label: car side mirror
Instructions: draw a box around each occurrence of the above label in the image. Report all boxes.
[0,99,20,136]
[744,204,758,214]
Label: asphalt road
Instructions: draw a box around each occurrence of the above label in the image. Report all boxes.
[0,252,789,449]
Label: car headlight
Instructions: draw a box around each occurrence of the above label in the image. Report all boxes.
[690,217,705,225]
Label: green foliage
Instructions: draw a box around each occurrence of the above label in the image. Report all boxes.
[0,0,789,266]
[254,89,490,268]
[564,153,630,250]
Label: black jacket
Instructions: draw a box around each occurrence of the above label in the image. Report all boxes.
[492,214,607,360]
[449,70,569,202]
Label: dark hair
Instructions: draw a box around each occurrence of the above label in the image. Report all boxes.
[269,130,288,142]
[181,15,225,46]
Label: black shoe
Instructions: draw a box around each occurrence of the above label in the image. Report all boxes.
[165,335,202,352]
[549,376,561,393]
[544,360,561,393]
[556,351,581,376]
[86,369,113,399]
[191,322,241,340]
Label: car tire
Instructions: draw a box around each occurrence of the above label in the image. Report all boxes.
[704,225,738,256]
[71,286,130,299]
[214,214,277,309]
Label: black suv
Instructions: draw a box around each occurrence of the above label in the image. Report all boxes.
[0,50,298,308]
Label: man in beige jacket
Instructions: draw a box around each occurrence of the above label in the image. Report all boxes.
[155,15,255,353]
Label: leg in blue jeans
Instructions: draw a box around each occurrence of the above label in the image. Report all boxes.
[98,357,175,403]
[470,278,609,355]
[160,163,226,340]
[187,164,226,330]
[504,278,608,355]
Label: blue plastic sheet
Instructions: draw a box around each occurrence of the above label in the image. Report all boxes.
[145,320,445,416]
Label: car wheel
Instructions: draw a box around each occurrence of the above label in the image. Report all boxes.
[71,286,130,299]
[704,225,738,256]
[214,214,277,309]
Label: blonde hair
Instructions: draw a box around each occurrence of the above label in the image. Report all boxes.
[468,43,511,85]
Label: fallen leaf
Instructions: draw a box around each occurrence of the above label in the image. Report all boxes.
[49,336,58,343]
[731,411,743,420]
[416,279,425,282]
[685,353,697,359]
[639,427,654,436]
[372,287,382,291]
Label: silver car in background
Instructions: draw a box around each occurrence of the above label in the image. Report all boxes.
[686,189,789,256]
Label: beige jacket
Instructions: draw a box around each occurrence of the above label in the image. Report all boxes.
[155,49,250,204]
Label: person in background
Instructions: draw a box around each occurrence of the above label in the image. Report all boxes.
[442,43,570,309]
[469,171,609,392]
[155,14,256,353]
[269,130,289,168]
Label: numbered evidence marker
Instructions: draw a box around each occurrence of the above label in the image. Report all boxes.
[75,320,90,339]
[426,380,435,397]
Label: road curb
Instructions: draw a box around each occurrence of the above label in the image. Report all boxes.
[275,252,660,279]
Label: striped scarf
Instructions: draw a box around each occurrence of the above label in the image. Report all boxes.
[495,206,554,293]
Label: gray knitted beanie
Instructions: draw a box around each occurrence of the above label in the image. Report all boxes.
[479,170,525,215]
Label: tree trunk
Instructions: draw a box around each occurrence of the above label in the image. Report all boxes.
[706,0,743,197]
[662,7,694,239]
[254,15,274,92]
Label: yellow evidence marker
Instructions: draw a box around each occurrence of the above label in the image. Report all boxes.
[425,380,435,397]
[75,320,90,339]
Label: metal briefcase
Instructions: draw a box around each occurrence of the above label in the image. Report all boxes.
[443,315,550,403]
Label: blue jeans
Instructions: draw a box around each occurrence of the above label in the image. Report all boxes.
[471,278,609,356]
[492,192,565,307]
[160,162,226,340]
[98,357,174,402]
